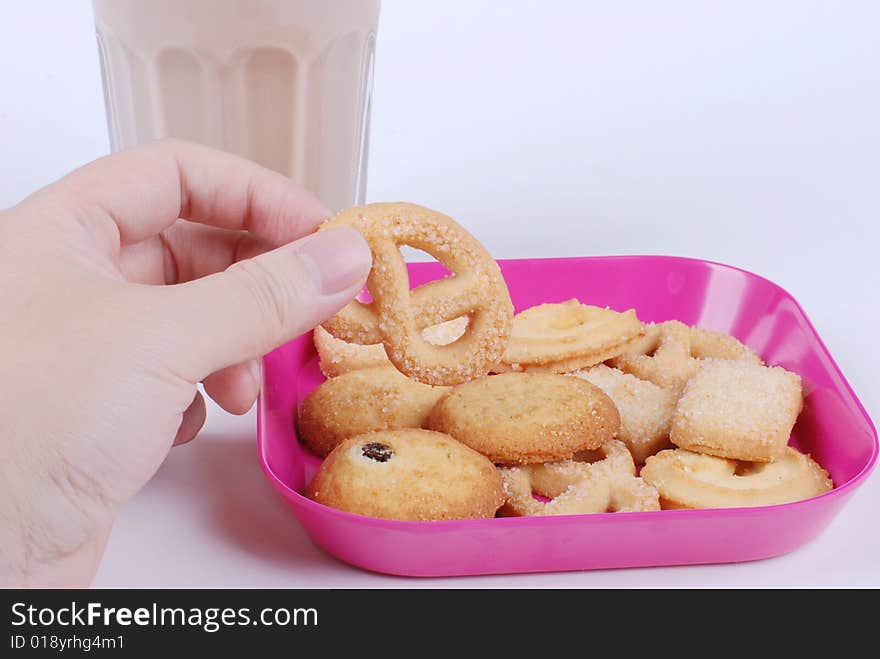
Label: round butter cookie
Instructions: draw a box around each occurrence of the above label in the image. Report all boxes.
[306,429,505,521]
[298,367,448,457]
[427,372,620,464]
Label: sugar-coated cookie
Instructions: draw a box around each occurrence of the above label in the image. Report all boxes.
[306,429,505,521]
[571,365,676,463]
[298,367,448,457]
[499,441,660,516]
[320,203,514,386]
[314,316,469,378]
[499,467,611,516]
[313,326,387,378]
[670,359,803,462]
[427,372,620,464]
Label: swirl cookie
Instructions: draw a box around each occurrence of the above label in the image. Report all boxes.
[571,365,676,463]
[641,447,832,509]
[609,321,760,394]
[670,359,803,462]
[497,299,644,374]
[306,429,505,521]
[298,367,449,457]
[427,372,620,464]
[320,203,514,386]
[314,317,469,378]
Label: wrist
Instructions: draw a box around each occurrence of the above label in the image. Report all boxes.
[0,450,113,586]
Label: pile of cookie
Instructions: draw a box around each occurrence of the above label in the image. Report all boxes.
[301,203,832,521]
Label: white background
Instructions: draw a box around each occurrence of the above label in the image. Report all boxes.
[1,1,878,586]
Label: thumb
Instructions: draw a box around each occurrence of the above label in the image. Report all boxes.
[161,225,372,379]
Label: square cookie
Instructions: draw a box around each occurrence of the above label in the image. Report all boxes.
[670,359,803,462]
[572,365,676,464]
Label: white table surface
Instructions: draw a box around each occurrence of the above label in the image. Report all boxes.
[1,0,878,587]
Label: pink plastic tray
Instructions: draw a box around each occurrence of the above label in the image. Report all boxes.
[257,256,877,576]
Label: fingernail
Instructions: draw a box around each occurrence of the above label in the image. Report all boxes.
[297,226,372,295]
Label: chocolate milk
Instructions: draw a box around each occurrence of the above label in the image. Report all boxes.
[93,0,380,211]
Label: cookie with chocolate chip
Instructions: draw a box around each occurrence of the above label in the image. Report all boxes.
[305,429,505,521]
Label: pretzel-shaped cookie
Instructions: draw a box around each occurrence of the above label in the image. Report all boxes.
[499,467,612,516]
[608,320,760,393]
[320,203,514,386]
[499,440,660,516]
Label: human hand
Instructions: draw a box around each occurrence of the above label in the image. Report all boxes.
[0,141,371,586]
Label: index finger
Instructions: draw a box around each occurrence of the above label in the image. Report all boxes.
[32,139,331,246]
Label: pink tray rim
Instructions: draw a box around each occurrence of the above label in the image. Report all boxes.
[257,254,878,531]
